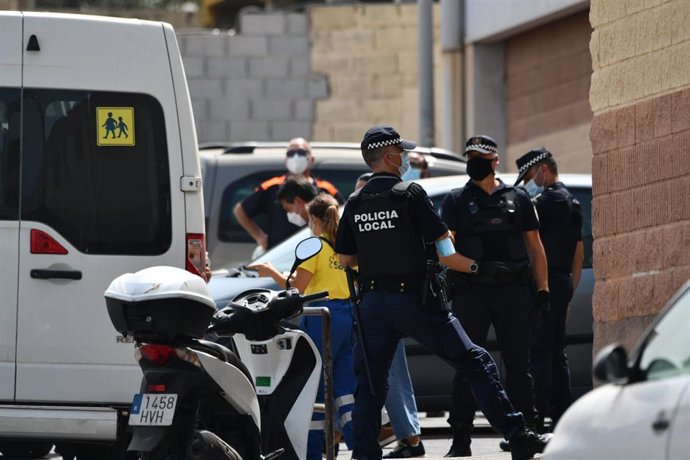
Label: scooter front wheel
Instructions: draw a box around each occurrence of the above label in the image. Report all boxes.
[187,430,243,460]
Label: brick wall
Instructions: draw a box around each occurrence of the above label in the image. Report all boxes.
[309,3,442,143]
[589,0,690,353]
[505,11,593,173]
[179,12,328,142]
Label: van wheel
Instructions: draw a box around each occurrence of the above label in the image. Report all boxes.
[0,441,53,458]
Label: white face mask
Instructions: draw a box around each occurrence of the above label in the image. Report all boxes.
[387,151,410,177]
[287,211,307,227]
[286,155,309,174]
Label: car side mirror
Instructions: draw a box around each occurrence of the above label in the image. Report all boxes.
[286,237,323,288]
[593,343,629,384]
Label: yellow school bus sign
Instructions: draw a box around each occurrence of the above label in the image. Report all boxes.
[97,107,135,147]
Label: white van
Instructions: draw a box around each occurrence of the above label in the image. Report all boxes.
[0,12,206,458]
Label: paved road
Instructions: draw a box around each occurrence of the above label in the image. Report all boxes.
[3,413,542,460]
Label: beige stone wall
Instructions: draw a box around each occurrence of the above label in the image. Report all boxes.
[589,0,690,354]
[589,0,690,112]
[505,11,593,174]
[309,3,443,145]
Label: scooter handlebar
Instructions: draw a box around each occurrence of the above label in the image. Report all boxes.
[208,304,245,335]
[269,290,329,320]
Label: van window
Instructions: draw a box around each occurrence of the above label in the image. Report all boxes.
[0,89,20,220]
[310,167,369,200]
[218,170,284,243]
[19,89,171,255]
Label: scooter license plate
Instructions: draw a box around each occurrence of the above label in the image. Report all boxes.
[129,393,178,426]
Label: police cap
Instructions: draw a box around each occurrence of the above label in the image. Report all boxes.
[464,135,498,156]
[514,147,553,185]
[361,125,417,151]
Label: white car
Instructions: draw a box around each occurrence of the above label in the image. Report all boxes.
[544,280,690,460]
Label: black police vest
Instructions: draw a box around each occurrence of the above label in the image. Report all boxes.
[454,185,528,262]
[347,182,427,278]
[538,189,580,273]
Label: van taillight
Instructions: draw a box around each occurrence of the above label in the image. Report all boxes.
[186,233,207,282]
[30,229,68,255]
[139,344,176,365]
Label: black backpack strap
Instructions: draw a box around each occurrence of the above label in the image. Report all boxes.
[318,236,334,249]
[391,180,414,196]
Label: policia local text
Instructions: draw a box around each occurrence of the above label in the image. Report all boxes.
[354,210,399,231]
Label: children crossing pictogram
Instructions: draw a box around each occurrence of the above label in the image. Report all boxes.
[97,107,135,146]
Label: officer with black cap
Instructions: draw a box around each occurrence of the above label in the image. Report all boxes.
[335,126,549,460]
[515,147,584,430]
[441,135,548,457]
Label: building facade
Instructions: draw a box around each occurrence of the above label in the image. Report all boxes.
[589,0,690,353]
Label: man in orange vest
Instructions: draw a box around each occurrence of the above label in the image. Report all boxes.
[233,137,342,252]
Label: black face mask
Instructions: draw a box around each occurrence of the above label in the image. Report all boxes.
[466,156,494,181]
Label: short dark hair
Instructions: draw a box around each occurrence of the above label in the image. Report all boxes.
[538,156,558,175]
[362,145,399,167]
[276,176,318,203]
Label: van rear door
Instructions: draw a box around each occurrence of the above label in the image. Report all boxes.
[0,12,22,402]
[14,14,187,404]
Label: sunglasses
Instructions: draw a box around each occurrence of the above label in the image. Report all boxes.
[287,149,309,157]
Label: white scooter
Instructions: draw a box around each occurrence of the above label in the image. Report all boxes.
[105,237,331,460]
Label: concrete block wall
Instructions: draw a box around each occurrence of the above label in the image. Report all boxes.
[589,0,690,354]
[179,12,327,142]
[504,11,593,174]
[309,3,443,144]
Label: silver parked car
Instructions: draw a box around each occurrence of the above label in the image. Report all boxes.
[207,173,594,411]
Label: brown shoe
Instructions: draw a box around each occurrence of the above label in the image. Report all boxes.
[378,424,397,447]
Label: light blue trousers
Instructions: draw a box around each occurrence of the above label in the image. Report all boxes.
[385,340,421,439]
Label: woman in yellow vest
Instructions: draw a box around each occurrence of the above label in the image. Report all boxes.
[249,193,355,459]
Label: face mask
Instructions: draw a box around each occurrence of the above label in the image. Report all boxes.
[524,167,544,197]
[401,166,422,181]
[524,179,544,198]
[287,211,307,227]
[466,156,494,181]
[286,155,309,174]
[388,151,410,177]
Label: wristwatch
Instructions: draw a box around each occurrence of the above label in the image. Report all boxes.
[469,261,479,275]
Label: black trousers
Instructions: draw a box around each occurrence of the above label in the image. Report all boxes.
[530,271,573,425]
[448,279,537,429]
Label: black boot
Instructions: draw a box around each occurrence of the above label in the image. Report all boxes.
[509,428,550,460]
[499,415,544,452]
[444,426,472,457]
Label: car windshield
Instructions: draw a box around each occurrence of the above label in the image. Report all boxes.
[638,286,690,381]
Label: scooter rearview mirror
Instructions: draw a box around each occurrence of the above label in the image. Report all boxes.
[286,237,323,288]
[295,237,323,262]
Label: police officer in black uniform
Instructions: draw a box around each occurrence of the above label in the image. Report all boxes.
[335,126,548,460]
[441,135,548,457]
[515,148,584,430]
